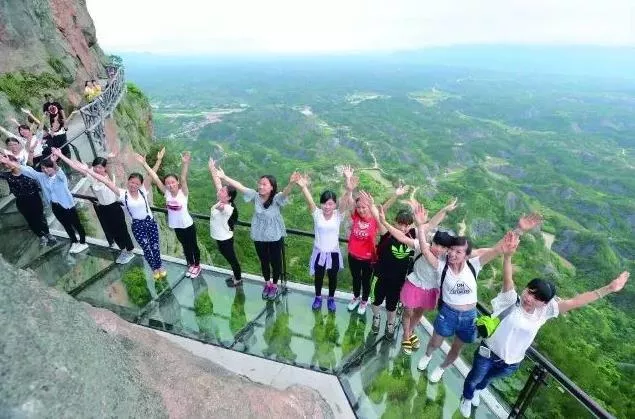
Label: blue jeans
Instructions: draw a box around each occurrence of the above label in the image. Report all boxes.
[433,303,477,343]
[462,345,520,399]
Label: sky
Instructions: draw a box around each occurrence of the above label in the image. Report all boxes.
[86,0,635,54]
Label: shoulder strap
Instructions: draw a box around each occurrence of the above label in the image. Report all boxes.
[438,263,450,308]
[466,260,476,279]
[498,295,521,320]
[138,189,151,215]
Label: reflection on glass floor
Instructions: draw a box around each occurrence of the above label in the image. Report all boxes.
[0,237,502,419]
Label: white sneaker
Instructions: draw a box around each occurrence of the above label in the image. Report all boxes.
[116,250,135,264]
[472,389,481,407]
[429,366,446,383]
[68,243,78,254]
[459,397,472,418]
[357,301,367,315]
[417,354,432,371]
[74,243,89,253]
[347,297,360,311]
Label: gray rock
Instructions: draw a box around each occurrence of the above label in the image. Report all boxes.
[0,258,333,418]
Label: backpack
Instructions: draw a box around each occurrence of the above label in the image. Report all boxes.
[475,296,521,338]
[438,260,476,310]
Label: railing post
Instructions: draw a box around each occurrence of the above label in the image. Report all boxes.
[85,131,98,161]
[508,364,548,418]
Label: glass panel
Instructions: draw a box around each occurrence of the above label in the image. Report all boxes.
[0,202,52,267]
[233,288,385,372]
[138,273,266,346]
[339,324,500,419]
[74,257,186,321]
[28,242,116,292]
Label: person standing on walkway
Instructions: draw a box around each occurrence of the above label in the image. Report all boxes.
[82,153,167,280]
[1,151,88,254]
[294,172,347,312]
[415,207,542,383]
[136,151,202,278]
[52,151,136,264]
[217,167,298,301]
[0,154,55,246]
[208,158,242,287]
[459,233,629,417]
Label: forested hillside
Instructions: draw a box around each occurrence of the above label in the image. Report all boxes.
[126,57,634,418]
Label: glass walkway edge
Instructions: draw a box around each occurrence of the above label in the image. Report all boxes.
[0,221,505,419]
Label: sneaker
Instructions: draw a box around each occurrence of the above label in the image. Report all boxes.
[371,314,381,334]
[46,234,57,246]
[327,297,336,312]
[429,366,445,383]
[386,322,396,341]
[39,236,48,246]
[68,243,78,254]
[471,390,482,407]
[401,339,414,355]
[267,284,279,301]
[417,354,432,371]
[190,265,201,278]
[74,243,88,253]
[159,269,167,279]
[312,296,323,310]
[409,333,421,349]
[357,300,367,315]
[116,250,135,264]
[459,397,472,418]
[262,282,271,299]
[185,266,193,278]
[347,297,360,311]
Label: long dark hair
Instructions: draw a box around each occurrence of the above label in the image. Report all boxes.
[92,157,108,168]
[260,175,277,209]
[226,185,238,230]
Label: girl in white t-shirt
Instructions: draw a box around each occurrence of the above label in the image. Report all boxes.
[136,151,201,278]
[208,158,242,287]
[84,157,167,280]
[459,234,629,417]
[295,173,349,313]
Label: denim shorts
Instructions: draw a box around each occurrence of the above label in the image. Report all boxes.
[433,303,477,343]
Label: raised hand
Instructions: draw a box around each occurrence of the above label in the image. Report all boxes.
[395,183,410,196]
[295,173,309,188]
[358,190,374,206]
[346,174,359,191]
[377,204,387,222]
[51,147,62,157]
[342,164,354,179]
[133,153,146,164]
[106,152,117,159]
[181,151,191,164]
[607,271,629,293]
[413,202,428,226]
[215,166,226,179]
[290,171,302,184]
[50,153,58,163]
[500,231,520,255]
[518,212,543,232]
[10,118,19,126]
[156,147,166,161]
[444,197,459,212]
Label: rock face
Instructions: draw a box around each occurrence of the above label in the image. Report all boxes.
[0,257,333,418]
[0,0,106,86]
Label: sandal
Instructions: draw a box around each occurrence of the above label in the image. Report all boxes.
[409,333,421,349]
[401,339,413,355]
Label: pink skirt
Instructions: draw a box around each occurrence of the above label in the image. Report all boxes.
[400,280,439,310]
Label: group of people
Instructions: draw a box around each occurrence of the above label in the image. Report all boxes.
[1,141,629,414]
[84,80,102,101]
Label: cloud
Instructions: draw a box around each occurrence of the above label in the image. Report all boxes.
[87,0,635,53]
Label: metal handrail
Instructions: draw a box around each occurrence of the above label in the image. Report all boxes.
[69,191,614,419]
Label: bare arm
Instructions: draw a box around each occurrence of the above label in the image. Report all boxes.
[501,232,519,292]
[477,235,506,266]
[280,172,299,198]
[558,272,629,314]
[218,169,250,194]
[208,158,223,193]
[427,197,458,229]
[180,151,190,196]
[0,125,13,138]
[377,205,416,247]
[381,184,409,212]
[50,147,86,173]
[295,174,317,213]
[412,203,439,269]
[135,153,165,192]
[21,109,42,126]
[151,147,164,174]
[339,165,357,214]
[359,190,386,235]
